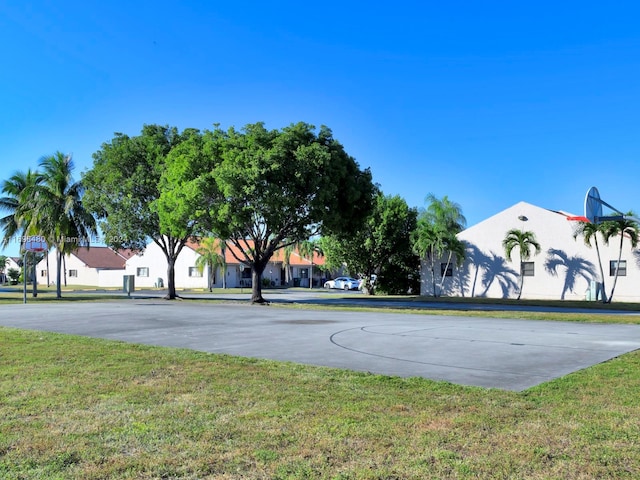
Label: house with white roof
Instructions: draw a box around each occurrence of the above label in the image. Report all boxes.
[421,201,640,302]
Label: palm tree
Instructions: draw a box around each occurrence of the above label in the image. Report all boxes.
[195,237,227,291]
[0,169,43,250]
[32,153,97,298]
[0,255,8,283]
[412,194,467,297]
[573,221,608,303]
[297,239,323,289]
[282,244,294,286]
[601,216,639,303]
[502,229,541,300]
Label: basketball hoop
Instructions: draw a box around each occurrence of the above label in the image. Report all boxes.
[24,236,48,252]
[581,187,637,224]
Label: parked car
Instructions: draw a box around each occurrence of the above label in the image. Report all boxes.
[324,276,361,290]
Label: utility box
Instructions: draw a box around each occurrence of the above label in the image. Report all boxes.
[123,275,135,296]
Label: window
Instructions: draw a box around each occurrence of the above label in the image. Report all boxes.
[440,263,452,277]
[136,267,149,277]
[40,270,47,277]
[189,267,202,277]
[610,260,627,277]
[69,269,78,278]
[241,266,251,279]
[300,268,309,279]
[521,262,534,277]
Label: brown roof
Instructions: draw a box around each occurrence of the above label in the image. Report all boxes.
[186,238,325,266]
[73,246,129,269]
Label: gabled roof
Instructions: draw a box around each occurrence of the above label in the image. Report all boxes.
[72,246,131,269]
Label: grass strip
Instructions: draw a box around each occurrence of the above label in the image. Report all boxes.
[1,327,639,479]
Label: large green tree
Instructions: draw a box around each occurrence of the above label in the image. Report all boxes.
[157,122,375,303]
[601,215,639,303]
[411,194,466,297]
[502,229,541,300]
[322,193,419,295]
[83,125,198,300]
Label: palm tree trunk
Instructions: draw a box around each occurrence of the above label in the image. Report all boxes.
[439,251,453,294]
[594,241,608,303]
[56,249,63,298]
[221,244,227,289]
[608,236,624,302]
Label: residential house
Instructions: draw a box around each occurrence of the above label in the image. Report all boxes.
[35,238,326,290]
[422,201,640,302]
[36,246,134,288]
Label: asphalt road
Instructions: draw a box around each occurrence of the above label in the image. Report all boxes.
[2,295,640,391]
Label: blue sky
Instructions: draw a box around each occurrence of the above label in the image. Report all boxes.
[1,1,639,257]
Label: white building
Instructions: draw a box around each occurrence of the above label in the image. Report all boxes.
[36,238,327,290]
[421,201,640,302]
[36,246,134,287]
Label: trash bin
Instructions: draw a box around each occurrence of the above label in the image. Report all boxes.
[156,278,164,288]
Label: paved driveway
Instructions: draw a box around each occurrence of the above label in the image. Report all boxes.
[2,300,640,391]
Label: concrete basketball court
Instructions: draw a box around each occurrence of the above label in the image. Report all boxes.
[2,299,640,391]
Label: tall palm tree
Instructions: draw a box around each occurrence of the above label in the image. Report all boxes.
[297,239,323,289]
[281,243,294,286]
[195,237,227,291]
[33,153,97,298]
[0,255,8,283]
[573,221,608,303]
[502,229,541,300]
[412,194,467,297]
[0,169,43,249]
[601,216,639,303]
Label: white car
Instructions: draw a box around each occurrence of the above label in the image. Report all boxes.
[324,276,360,290]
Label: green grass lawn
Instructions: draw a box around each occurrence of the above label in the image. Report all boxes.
[2,312,640,479]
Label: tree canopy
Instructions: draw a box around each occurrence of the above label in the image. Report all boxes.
[322,193,419,295]
[157,122,375,303]
[82,125,198,299]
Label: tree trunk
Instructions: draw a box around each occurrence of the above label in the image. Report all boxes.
[594,241,608,303]
[516,260,523,300]
[439,252,453,295]
[251,263,267,303]
[56,249,63,298]
[608,236,624,303]
[208,262,214,292]
[221,245,227,289]
[166,256,177,299]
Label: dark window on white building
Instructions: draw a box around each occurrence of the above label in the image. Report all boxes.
[440,263,452,277]
[610,260,627,276]
[521,262,535,277]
